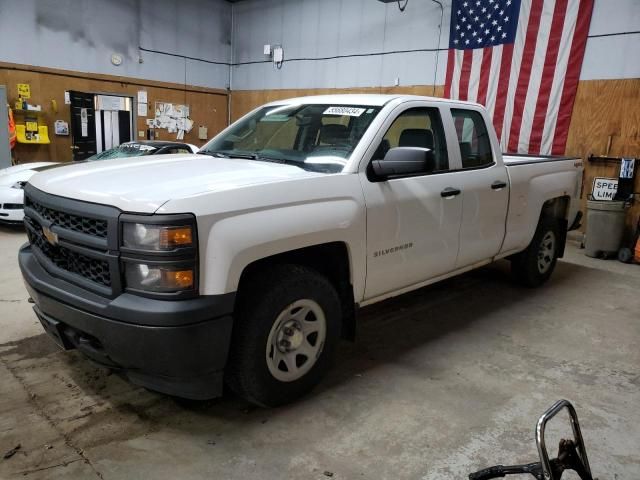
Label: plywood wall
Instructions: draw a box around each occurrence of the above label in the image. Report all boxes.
[564,79,640,237]
[1,63,229,164]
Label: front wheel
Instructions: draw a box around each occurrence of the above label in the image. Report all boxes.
[225,265,341,407]
[511,218,561,287]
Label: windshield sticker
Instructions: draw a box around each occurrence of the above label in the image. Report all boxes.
[323,106,366,117]
[125,144,156,151]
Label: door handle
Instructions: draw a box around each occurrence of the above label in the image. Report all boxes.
[441,187,461,198]
[491,180,507,190]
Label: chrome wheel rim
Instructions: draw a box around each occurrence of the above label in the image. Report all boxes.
[537,231,556,274]
[266,299,326,382]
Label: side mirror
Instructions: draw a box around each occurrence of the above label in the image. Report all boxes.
[371,147,435,180]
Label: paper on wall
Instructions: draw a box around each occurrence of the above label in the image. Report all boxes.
[137,102,148,117]
[137,91,148,104]
[198,126,208,140]
[97,95,125,111]
[80,108,88,137]
[153,101,192,135]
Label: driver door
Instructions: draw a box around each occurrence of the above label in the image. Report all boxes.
[359,104,464,300]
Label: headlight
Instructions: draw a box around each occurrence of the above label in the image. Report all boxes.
[124,263,194,292]
[122,223,193,251]
[11,181,26,189]
[120,214,198,296]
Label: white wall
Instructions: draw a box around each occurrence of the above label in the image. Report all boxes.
[231,0,640,91]
[231,0,451,91]
[0,0,232,89]
[1,0,636,91]
[581,0,640,80]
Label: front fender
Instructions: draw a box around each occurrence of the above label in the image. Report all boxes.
[199,198,366,299]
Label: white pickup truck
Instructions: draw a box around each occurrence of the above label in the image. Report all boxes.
[19,95,583,406]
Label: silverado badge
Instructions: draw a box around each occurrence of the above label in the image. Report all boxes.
[42,226,59,246]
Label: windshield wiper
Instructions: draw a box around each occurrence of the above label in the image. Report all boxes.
[199,150,260,160]
[255,156,307,169]
[198,150,230,158]
[199,150,304,169]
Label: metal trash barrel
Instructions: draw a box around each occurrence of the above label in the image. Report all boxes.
[584,200,627,258]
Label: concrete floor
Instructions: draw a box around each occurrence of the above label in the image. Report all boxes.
[1,225,638,480]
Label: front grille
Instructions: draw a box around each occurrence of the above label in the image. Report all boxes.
[23,187,118,295]
[25,196,108,238]
[27,227,112,287]
[2,203,23,210]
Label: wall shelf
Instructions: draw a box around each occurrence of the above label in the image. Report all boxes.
[15,125,51,144]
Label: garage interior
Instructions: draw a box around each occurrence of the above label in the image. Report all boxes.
[1,0,639,479]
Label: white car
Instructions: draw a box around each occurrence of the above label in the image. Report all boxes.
[0,142,199,224]
[0,162,60,223]
[20,95,584,406]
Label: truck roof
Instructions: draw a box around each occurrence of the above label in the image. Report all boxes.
[264,94,482,108]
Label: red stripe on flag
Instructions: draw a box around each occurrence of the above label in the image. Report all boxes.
[493,44,514,141]
[528,0,569,154]
[551,0,594,154]
[476,47,493,107]
[444,49,456,99]
[507,0,545,152]
[458,49,473,101]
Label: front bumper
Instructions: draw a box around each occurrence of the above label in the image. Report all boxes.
[19,244,235,400]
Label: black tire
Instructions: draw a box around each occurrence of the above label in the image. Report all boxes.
[511,217,561,287]
[618,247,633,264]
[225,264,341,407]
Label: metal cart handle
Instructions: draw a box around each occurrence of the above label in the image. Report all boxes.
[536,399,593,479]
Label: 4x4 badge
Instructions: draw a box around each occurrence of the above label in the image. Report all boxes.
[42,226,58,246]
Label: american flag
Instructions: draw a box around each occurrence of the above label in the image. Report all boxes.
[444,0,594,155]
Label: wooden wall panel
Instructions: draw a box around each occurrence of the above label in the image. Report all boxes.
[564,79,640,237]
[1,63,228,164]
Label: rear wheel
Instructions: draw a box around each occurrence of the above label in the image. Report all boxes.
[225,265,341,407]
[512,218,561,287]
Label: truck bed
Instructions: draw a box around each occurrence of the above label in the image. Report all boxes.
[500,152,584,256]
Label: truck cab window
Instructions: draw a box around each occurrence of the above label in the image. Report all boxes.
[201,104,381,173]
[451,109,493,169]
[375,108,449,172]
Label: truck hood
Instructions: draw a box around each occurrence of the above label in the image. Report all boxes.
[28,154,323,213]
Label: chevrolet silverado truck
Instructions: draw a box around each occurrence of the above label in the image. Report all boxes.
[19,95,583,406]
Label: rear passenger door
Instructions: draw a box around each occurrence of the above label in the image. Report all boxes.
[360,104,464,300]
[449,108,509,268]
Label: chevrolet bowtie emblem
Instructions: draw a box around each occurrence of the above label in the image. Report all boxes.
[42,226,59,246]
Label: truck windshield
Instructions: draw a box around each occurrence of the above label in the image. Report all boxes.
[199,104,382,173]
